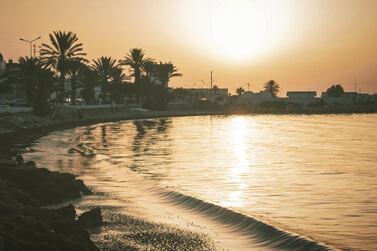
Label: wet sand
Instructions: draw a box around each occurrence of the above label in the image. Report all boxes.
[0,108,226,251]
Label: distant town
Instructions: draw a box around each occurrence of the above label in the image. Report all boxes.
[1,31,377,116]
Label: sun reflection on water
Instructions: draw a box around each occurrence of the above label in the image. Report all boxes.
[221,117,250,207]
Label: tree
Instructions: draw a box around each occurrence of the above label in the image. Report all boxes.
[33,68,54,117]
[40,31,86,104]
[66,60,85,105]
[263,80,280,97]
[143,60,157,79]
[108,67,129,104]
[236,87,245,96]
[18,56,43,105]
[91,57,120,103]
[153,62,182,88]
[80,66,98,105]
[111,67,128,85]
[18,57,53,116]
[326,84,344,97]
[120,48,152,85]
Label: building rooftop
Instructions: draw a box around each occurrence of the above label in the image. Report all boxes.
[287,91,317,95]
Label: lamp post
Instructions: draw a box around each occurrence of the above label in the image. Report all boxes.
[19,36,42,57]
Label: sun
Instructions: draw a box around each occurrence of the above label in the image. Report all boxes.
[210,0,268,61]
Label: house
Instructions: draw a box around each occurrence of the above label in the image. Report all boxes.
[0,59,23,100]
[0,53,5,77]
[179,87,229,104]
[287,91,318,105]
[238,91,274,105]
[373,94,377,103]
[321,92,372,105]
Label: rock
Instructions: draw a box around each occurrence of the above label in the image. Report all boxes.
[14,155,24,165]
[33,232,87,251]
[77,208,102,227]
[25,161,36,168]
[0,159,18,166]
[0,200,22,216]
[52,219,90,239]
[1,236,25,251]
[52,204,76,220]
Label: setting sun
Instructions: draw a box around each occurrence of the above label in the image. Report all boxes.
[211,0,268,60]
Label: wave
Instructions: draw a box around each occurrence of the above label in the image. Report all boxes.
[156,190,332,251]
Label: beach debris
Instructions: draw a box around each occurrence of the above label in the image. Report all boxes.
[78,207,103,227]
[68,143,96,156]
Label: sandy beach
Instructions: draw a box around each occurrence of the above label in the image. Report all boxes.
[0,108,228,251]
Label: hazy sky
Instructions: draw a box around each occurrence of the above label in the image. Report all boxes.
[1,0,377,94]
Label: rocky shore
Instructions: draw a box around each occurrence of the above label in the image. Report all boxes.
[0,150,103,251]
[0,109,222,251]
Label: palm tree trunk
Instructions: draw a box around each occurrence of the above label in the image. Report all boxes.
[71,76,76,105]
[59,71,65,104]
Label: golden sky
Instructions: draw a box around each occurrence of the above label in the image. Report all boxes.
[1,0,377,94]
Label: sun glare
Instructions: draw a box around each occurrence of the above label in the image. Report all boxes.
[211,0,268,60]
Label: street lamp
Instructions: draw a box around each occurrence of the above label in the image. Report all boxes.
[19,36,42,57]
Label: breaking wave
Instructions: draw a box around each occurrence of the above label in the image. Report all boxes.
[155,190,332,251]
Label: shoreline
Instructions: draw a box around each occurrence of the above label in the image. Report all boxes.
[1,106,376,143]
[0,109,231,251]
[0,108,370,250]
[0,109,226,250]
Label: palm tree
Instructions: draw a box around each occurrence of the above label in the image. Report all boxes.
[120,48,152,84]
[33,68,54,117]
[40,31,86,104]
[91,56,120,103]
[236,87,245,96]
[66,60,85,105]
[154,62,182,88]
[80,66,98,105]
[18,56,43,105]
[263,80,280,97]
[92,57,119,85]
[143,60,157,79]
[111,67,128,85]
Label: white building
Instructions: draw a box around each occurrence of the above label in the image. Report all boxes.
[238,91,274,105]
[321,92,372,105]
[287,91,318,105]
[183,88,229,104]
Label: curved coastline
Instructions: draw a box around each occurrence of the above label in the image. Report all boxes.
[1,110,338,250]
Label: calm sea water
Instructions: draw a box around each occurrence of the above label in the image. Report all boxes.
[25,114,377,250]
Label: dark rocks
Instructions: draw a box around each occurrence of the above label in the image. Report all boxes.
[14,155,24,165]
[0,159,18,166]
[52,204,76,219]
[0,166,92,204]
[52,219,90,239]
[0,158,99,251]
[78,207,103,227]
[25,161,36,168]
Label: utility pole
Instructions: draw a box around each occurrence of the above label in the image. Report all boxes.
[354,79,356,92]
[247,83,250,92]
[19,36,41,57]
[210,70,213,88]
